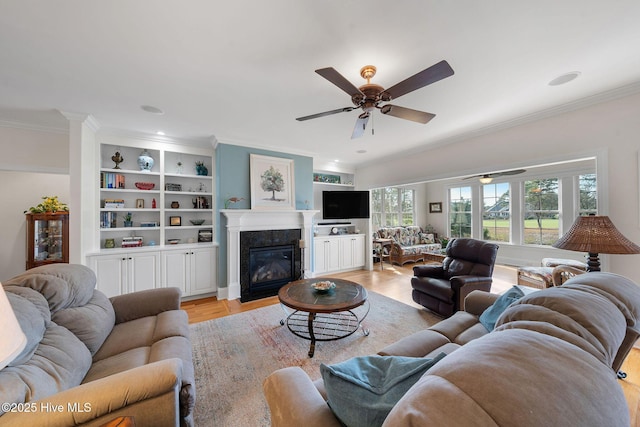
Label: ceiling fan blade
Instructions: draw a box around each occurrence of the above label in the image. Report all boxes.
[463,169,527,180]
[316,67,363,97]
[380,104,435,124]
[382,60,454,100]
[351,113,370,139]
[296,107,354,121]
[490,169,527,177]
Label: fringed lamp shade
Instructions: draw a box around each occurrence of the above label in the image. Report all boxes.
[0,284,27,370]
[553,215,640,272]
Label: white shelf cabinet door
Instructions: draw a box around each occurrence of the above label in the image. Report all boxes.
[89,251,160,297]
[162,250,190,295]
[190,247,216,295]
[129,251,161,293]
[313,237,341,274]
[90,254,127,297]
[162,247,216,296]
[340,234,365,269]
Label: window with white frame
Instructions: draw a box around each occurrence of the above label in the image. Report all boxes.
[449,186,472,238]
[482,182,510,242]
[578,173,597,216]
[523,179,559,245]
[371,187,415,230]
[444,169,596,246]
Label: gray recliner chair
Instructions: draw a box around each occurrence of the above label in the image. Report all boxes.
[411,238,499,317]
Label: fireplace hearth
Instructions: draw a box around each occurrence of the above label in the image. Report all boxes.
[240,229,301,302]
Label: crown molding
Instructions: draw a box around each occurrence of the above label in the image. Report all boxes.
[0,119,68,134]
[357,81,640,170]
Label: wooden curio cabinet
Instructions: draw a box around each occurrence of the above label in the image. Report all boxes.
[26,212,69,270]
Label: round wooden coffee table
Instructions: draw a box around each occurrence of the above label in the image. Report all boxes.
[278,278,369,357]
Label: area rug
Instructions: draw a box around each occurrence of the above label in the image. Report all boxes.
[190,291,441,426]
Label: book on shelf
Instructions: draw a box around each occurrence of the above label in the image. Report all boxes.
[103,199,125,208]
[100,212,118,228]
[101,173,126,189]
[121,236,143,248]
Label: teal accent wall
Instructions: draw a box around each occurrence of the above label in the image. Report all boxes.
[215,143,314,290]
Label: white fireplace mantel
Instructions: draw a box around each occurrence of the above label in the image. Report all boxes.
[221,209,319,299]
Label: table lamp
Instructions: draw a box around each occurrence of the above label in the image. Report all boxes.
[0,284,27,370]
[552,215,640,272]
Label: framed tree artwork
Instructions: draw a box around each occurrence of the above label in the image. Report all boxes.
[249,154,295,210]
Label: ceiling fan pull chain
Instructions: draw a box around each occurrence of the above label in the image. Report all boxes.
[371,113,375,135]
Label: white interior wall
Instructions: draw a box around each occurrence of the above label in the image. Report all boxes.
[357,91,640,282]
[0,171,70,281]
[0,126,70,281]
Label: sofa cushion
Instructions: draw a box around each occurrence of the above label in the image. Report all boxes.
[479,286,524,331]
[3,264,97,312]
[382,329,629,427]
[0,324,92,410]
[321,353,446,427]
[496,287,627,367]
[5,264,115,356]
[52,291,115,356]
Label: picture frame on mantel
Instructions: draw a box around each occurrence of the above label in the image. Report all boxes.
[250,154,295,210]
[429,202,443,213]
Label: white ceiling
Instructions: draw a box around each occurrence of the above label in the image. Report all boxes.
[1,1,639,169]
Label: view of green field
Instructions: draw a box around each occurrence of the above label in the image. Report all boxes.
[481,218,560,245]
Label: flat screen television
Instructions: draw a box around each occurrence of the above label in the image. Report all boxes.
[322,191,370,219]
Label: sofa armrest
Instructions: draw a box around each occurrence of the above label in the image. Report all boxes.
[263,367,342,427]
[0,359,183,427]
[413,264,445,278]
[110,287,182,324]
[464,290,500,315]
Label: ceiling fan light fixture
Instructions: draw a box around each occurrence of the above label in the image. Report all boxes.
[479,176,493,184]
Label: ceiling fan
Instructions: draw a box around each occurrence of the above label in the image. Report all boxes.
[296,60,454,138]
[463,169,527,184]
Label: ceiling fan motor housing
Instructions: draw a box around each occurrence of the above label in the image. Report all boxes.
[356,83,385,111]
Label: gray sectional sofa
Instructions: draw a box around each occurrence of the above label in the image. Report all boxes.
[264,272,640,426]
[0,264,194,427]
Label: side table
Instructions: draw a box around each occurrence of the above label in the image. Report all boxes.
[373,238,393,270]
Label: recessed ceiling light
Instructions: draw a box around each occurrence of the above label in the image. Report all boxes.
[548,71,581,86]
[141,105,164,115]
[156,131,165,136]
[334,159,340,162]
[356,150,367,154]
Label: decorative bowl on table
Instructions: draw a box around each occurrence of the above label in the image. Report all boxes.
[135,182,155,190]
[167,238,181,245]
[189,219,205,225]
[311,281,336,294]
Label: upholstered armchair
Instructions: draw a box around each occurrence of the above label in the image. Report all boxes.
[411,238,499,317]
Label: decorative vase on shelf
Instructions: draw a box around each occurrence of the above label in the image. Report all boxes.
[137,150,154,172]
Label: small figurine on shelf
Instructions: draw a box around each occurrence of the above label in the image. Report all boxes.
[195,161,208,176]
[111,151,124,169]
[224,196,244,209]
[123,212,133,227]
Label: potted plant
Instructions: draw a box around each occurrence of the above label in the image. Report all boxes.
[123,212,133,227]
[24,196,69,213]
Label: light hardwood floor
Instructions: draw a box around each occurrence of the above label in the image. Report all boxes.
[180,262,640,424]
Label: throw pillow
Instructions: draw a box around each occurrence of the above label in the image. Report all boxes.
[320,353,446,427]
[479,285,525,331]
